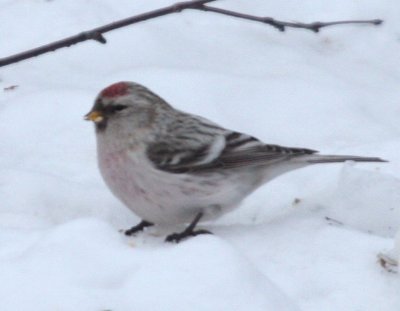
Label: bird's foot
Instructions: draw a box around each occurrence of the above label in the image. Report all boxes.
[124,220,154,236]
[165,228,212,243]
[165,211,211,243]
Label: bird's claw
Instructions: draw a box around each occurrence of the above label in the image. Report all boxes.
[165,229,212,243]
[123,220,154,236]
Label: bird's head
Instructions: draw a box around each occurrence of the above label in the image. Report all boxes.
[85,81,169,133]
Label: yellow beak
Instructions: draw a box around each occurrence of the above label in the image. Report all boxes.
[84,110,104,123]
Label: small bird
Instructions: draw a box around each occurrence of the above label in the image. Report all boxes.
[85,81,386,242]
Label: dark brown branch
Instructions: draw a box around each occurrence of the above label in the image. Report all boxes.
[0,0,216,67]
[282,19,383,32]
[198,5,383,32]
[0,0,383,68]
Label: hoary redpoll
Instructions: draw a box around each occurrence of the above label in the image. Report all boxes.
[85,81,386,242]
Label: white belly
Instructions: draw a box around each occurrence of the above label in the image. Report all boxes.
[97,146,258,225]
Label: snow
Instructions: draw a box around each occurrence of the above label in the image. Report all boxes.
[1,0,400,310]
[0,219,299,311]
[326,163,400,237]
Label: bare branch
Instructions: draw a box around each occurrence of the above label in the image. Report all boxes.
[0,0,216,67]
[0,0,382,68]
[199,5,383,32]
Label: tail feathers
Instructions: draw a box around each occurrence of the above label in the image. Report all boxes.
[306,155,387,164]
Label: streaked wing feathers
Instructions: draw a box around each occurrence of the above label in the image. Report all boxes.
[147,130,317,174]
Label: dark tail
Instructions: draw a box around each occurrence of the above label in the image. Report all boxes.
[306,155,387,164]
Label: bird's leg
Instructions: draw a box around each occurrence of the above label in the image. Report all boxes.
[124,220,154,236]
[165,212,212,243]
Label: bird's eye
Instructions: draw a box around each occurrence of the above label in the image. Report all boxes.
[112,105,127,112]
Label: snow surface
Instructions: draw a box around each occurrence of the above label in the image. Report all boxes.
[1,0,400,310]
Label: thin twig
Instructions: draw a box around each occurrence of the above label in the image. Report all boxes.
[198,5,382,32]
[0,0,216,67]
[0,0,383,68]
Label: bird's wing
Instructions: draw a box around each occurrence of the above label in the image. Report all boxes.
[146,129,317,174]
